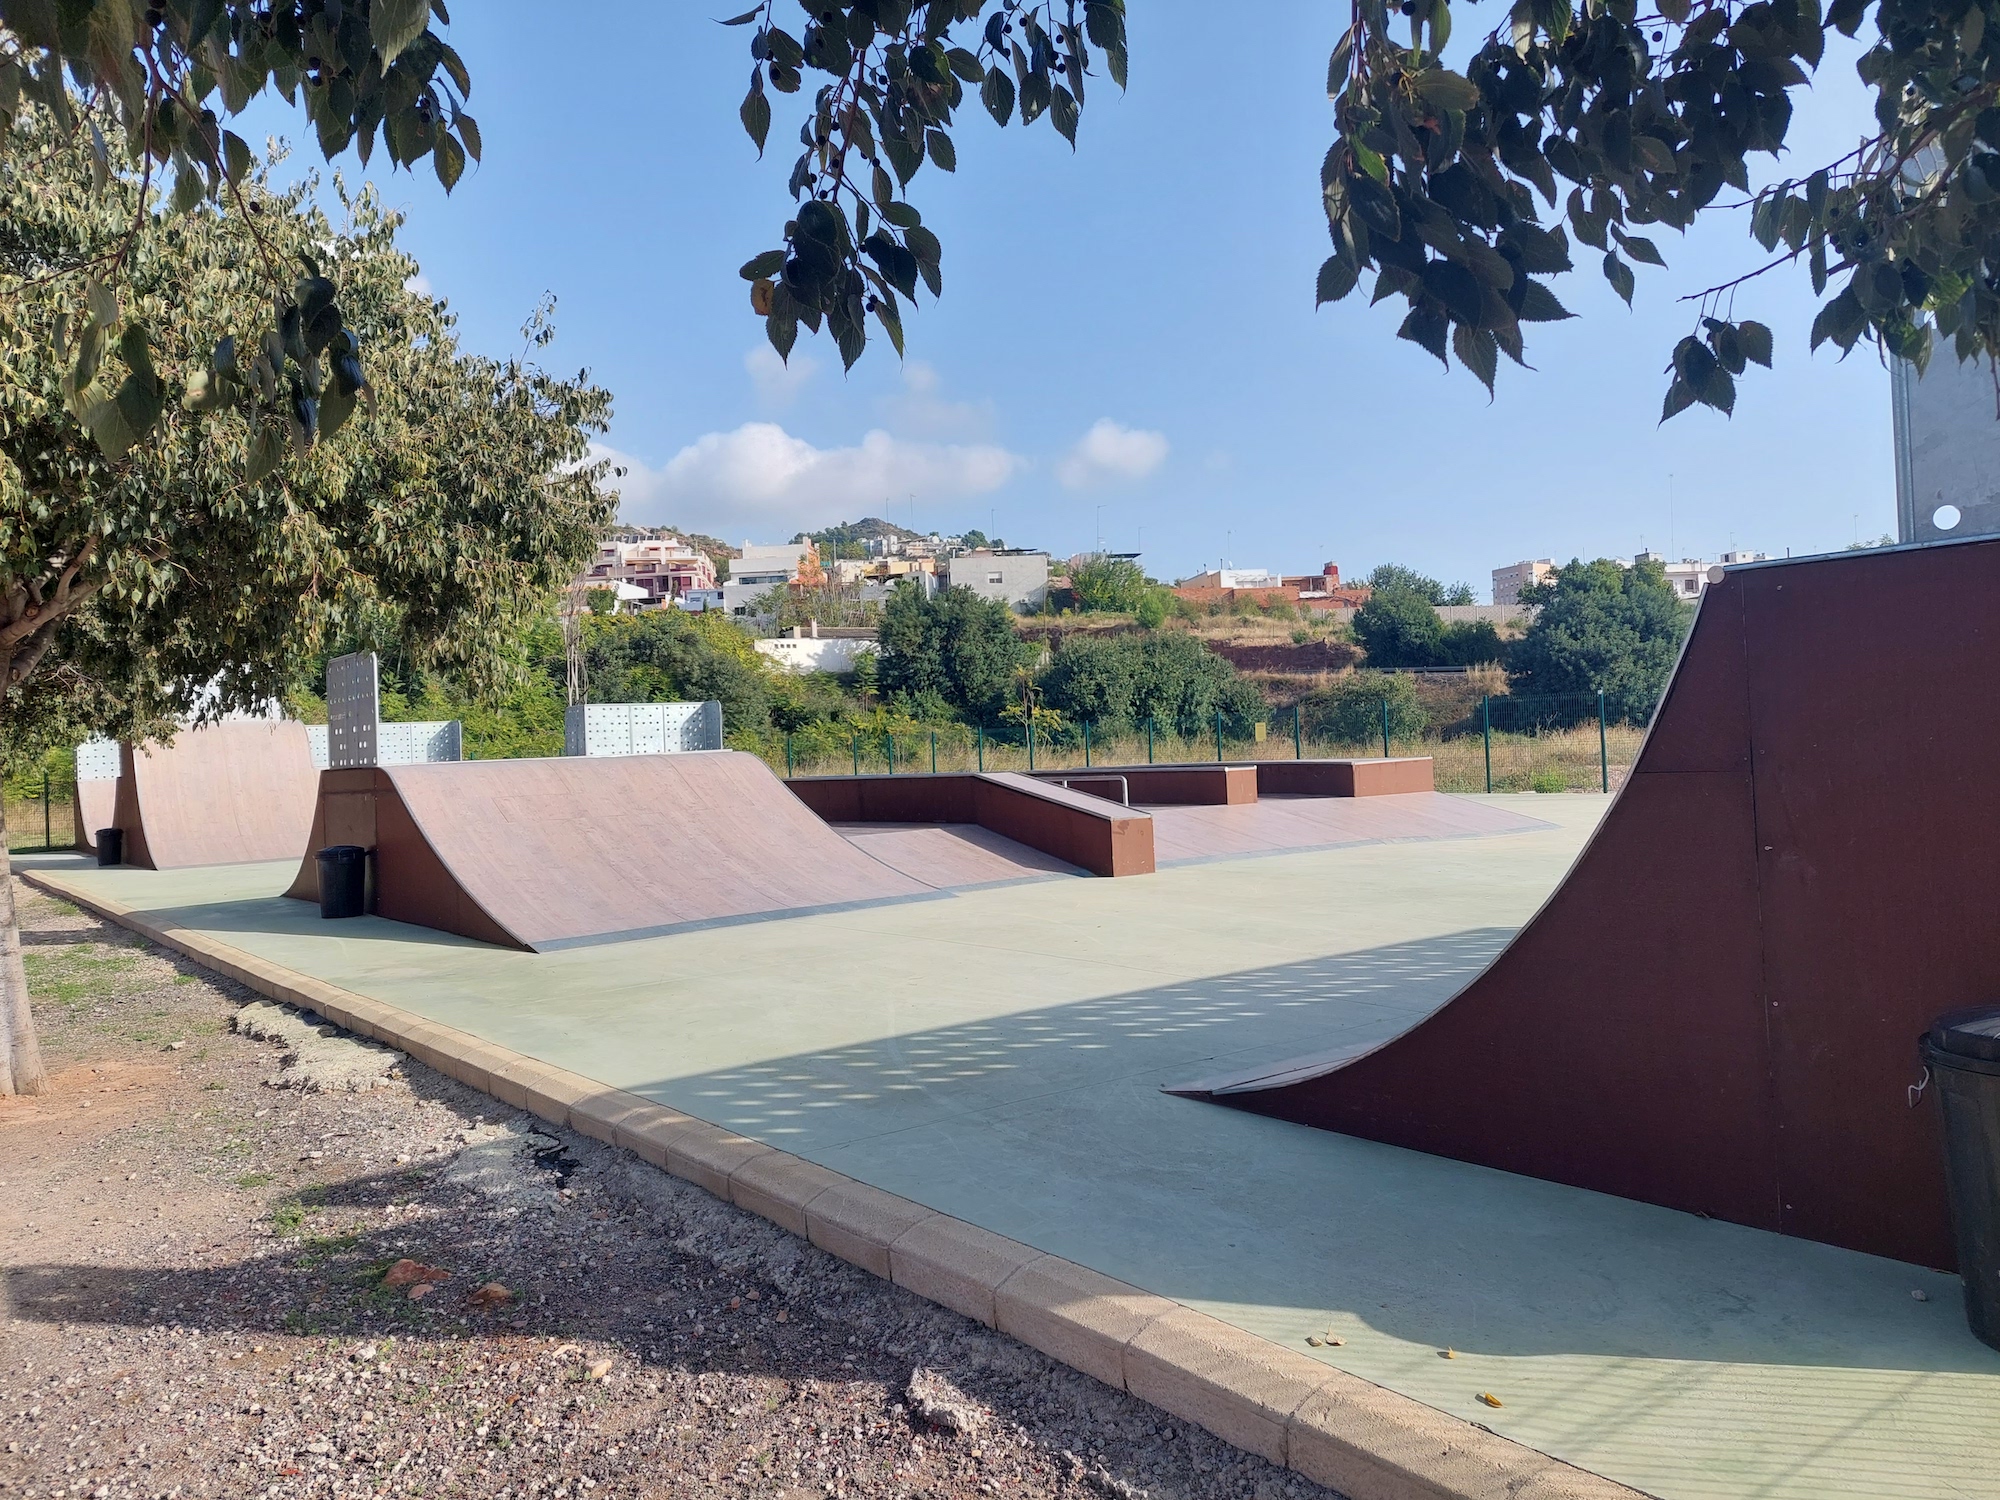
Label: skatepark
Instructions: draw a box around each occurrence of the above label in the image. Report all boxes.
[34,539,2000,1500]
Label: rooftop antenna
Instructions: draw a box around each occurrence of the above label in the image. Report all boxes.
[1668,472,1675,560]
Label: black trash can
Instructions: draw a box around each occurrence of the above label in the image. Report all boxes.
[95,828,123,867]
[315,845,368,920]
[1921,1007,2000,1351]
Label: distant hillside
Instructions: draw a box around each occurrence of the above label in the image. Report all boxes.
[796,517,922,553]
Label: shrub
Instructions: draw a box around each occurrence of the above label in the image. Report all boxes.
[1299,671,1428,743]
[1531,769,1567,793]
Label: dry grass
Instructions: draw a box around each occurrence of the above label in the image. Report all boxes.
[767,720,1642,793]
[6,796,75,851]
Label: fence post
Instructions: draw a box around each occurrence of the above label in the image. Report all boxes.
[931,731,937,774]
[887,734,895,775]
[43,770,50,851]
[1380,699,1390,758]
[1214,710,1224,762]
[977,723,985,772]
[1083,721,1092,768]
[1598,690,1609,793]
[1147,717,1155,764]
[1028,721,1036,771]
[1482,696,1492,794]
[1293,706,1303,760]
[785,733,794,778]
[852,735,860,775]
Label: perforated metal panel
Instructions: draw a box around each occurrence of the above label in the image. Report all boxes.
[76,738,121,781]
[307,720,459,770]
[326,652,380,768]
[563,701,723,756]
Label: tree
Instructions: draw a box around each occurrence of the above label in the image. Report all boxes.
[1509,558,1692,723]
[0,113,614,1095]
[1353,587,1448,666]
[1128,633,1265,738]
[1365,564,1475,606]
[579,611,772,736]
[961,528,991,550]
[3,0,479,464]
[1300,671,1428,743]
[1038,633,1138,732]
[1068,553,1148,613]
[875,580,1030,720]
[731,1,2000,415]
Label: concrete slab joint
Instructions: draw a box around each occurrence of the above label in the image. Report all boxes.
[888,1215,1041,1328]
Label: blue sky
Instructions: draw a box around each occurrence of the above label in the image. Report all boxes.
[258,2,1897,601]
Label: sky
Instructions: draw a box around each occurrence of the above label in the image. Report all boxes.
[249,1,1899,602]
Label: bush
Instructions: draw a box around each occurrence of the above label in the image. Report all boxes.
[1510,558,1691,725]
[1134,588,1169,629]
[1351,588,1445,667]
[1531,769,1567,793]
[1038,629,1263,738]
[1070,554,1150,613]
[877,581,1032,720]
[1299,672,1428,743]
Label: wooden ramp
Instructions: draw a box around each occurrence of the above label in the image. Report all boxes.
[1174,536,2000,1272]
[113,722,320,869]
[74,777,119,856]
[285,751,943,951]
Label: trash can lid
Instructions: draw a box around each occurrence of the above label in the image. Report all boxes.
[317,844,367,859]
[1927,1007,2000,1064]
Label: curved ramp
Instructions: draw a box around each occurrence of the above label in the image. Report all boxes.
[74,777,118,855]
[285,751,943,951]
[113,722,319,869]
[1177,537,2000,1271]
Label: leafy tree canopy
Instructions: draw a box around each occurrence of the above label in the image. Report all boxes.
[1510,557,1691,721]
[1353,586,1449,666]
[731,0,2000,416]
[2,0,480,463]
[876,579,1031,719]
[1067,552,1148,613]
[1366,563,1476,605]
[1039,630,1265,737]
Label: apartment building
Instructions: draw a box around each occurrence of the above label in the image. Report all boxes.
[723,540,823,617]
[580,535,719,606]
[1492,559,1555,607]
[944,550,1050,610]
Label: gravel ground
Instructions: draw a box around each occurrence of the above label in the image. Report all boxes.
[0,881,1347,1500]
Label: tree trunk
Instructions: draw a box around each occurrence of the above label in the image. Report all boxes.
[0,795,47,1096]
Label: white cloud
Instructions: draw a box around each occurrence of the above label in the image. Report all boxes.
[744,344,819,407]
[876,361,995,439]
[596,425,1020,537]
[1056,419,1169,489]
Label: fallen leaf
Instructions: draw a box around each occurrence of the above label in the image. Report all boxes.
[407,1283,434,1301]
[382,1258,448,1289]
[1478,1392,1503,1408]
[586,1358,614,1380]
[467,1282,515,1309]
[1305,1336,1323,1347]
[1440,1348,1456,1359]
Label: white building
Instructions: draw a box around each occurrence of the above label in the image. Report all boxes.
[1179,567,1278,590]
[1636,550,1767,601]
[723,539,822,617]
[944,550,1050,610]
[1491,560,1554,606]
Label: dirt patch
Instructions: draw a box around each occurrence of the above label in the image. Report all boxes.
[0,881,1345,1500]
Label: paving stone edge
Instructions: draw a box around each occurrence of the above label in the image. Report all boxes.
[22,867,1649,1500]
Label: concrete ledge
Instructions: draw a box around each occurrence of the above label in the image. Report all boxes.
[1126,1306,1335,1466]
[806,1179,939,1279]
[889,1214,1041,1327]
[995,1253,1175,1391]
[20,863,1647,1500]
[728,1152,846,1237]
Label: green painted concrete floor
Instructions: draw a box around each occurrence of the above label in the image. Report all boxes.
[29,794,2000,1500]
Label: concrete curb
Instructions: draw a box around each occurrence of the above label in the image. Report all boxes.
[22,867,1647,1500]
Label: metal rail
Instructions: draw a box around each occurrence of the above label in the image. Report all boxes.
[1047,773,1131,807]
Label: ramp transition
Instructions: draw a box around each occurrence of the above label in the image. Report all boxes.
[110,721,319,869]
[284,750,946,951]
[1175,536,2000,1271]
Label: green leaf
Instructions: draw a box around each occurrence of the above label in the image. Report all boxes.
[1327,25,1356,95]
[740,72,771,156]
[371,0,431,67]
[1610,225,1666,266]
[1452,322,1498,394]
[982,66,1015,126]
[1413,69,1481,112]
[1316,254,1359,306]
[432,130,465,191]
[245,419,286,484]
[947,47,985,83]
[873,295,906,357]
[1660,378,1697,422]
[1421,259,1484,324]
[739,250,787,280]
[718,7,762,23]
[1738,320,1774,367]
[1397,302,1450,364]
[455,113,481,162]
[319,378,357,441]
[1050,84,1080,145]
[85,278,119,329]
[222,129,253,187]
[881,200,922,229]
[926,128,956,171]
[1513,280,1573,321]
[1602,250,1634,305]
[1353,141,1388,184]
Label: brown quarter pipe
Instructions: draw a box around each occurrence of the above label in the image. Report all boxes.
[285,751,946,951]
[1176,537,2000,1271]
[75,777,118,855]
[112,721,320,870]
